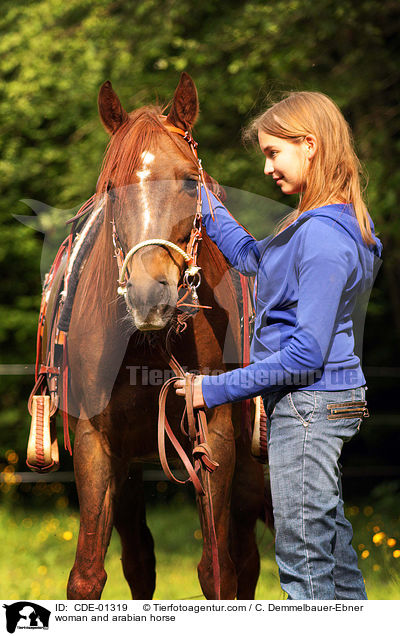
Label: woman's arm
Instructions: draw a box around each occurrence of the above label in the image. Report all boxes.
[201,219,357,408]
[201,186,266,276]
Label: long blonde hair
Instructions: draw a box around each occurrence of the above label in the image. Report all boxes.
[244,91,375,245]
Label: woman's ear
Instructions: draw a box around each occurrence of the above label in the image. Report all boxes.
[304,134,317,160]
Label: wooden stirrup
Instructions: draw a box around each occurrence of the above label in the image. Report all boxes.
[251,395,268,464]
[27,395,60,473]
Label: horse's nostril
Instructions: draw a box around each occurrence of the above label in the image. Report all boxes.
[158,278,169,286]
[127,281,133,289]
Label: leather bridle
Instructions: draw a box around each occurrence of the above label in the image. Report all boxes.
[110,119,215,321]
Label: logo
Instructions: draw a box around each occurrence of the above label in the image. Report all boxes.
[3,603,50,633]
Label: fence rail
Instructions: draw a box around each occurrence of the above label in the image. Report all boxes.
[2,466,400,484]
[2,364,400,377]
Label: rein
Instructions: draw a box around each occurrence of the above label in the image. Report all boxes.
[108,120,221,474]
[110,119,222,598]
[156,340,221,599]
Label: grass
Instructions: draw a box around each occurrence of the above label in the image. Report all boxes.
[0,484,399,600]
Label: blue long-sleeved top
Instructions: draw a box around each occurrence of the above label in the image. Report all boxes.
[200,188,382,409]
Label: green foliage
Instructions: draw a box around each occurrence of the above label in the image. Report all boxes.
[1,0,399,454]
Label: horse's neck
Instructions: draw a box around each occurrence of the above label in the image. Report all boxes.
[200,231,238,302]
[198,231,242,353]
[72,215,124,338]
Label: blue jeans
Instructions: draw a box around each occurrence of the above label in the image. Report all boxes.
[262,386,368,600]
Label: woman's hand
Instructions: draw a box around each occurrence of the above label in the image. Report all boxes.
[174,374,206,409]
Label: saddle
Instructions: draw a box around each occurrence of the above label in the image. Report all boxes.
[27,196,98,472]
[27,245,67,473]
[27,195,268,472]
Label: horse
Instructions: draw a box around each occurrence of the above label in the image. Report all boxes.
[63,72,266,600]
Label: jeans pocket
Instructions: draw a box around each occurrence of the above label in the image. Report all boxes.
[326,387,368,440]
[332,415,364,442]
[287,390,316,427]
[326,399,369,421]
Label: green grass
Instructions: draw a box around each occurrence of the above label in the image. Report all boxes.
[0,490,398,600]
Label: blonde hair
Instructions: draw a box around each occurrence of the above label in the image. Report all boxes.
[244,91,375,245]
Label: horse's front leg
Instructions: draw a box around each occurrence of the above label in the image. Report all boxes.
[114,466,156,599]
[229,431,266,600]
[196,405,237,600]
[67,416,122,600]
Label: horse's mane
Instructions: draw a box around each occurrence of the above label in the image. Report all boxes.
[96,106,170,194]
[73,105,225,338]
[96,105,223,198]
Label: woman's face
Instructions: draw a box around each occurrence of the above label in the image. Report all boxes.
[258,131,314,195]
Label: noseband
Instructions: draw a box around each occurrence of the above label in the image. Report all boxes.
[111,120,215,314]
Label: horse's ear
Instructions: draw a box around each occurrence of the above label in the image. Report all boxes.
[98,81,129,134]
[166,72,199,132]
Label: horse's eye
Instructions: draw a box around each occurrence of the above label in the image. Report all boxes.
[183,178,198,195]
[107,183,117,202]
[178,231,192,245]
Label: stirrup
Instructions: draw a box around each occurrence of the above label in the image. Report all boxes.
[251,395,268,464]
[27,395,60,473]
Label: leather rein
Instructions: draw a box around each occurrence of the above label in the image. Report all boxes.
[110,118,221,495]
[111,119,222,598]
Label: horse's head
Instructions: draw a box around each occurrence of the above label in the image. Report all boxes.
[96,72,210,332]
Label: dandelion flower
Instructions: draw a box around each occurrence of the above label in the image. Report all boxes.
[361,550,370,559]
[6,451,18,464]
[393,550,400,559]
[348,506,359,517]
[372,532,386,545]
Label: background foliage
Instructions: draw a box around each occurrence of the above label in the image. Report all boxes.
[0,0,399,485]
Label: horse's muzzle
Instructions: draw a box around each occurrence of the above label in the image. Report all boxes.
[126,278,178,330]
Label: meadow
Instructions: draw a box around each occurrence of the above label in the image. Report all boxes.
[0,479,399,600]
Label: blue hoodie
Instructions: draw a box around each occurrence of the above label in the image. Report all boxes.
[200,189,383,409]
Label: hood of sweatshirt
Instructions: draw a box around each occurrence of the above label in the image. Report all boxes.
[298,203,382,290]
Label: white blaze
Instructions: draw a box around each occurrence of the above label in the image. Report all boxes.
[136,151,155,232]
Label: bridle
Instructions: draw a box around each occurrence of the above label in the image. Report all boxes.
[109,119,223,597]
[110,118,216,325]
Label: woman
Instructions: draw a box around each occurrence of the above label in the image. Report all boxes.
[174,91,382,600]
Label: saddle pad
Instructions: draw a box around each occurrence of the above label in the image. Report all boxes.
[58,202,104,332]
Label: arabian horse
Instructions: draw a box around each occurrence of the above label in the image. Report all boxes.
[64,73,266,600]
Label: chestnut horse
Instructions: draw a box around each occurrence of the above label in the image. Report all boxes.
[65,73,265,600]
